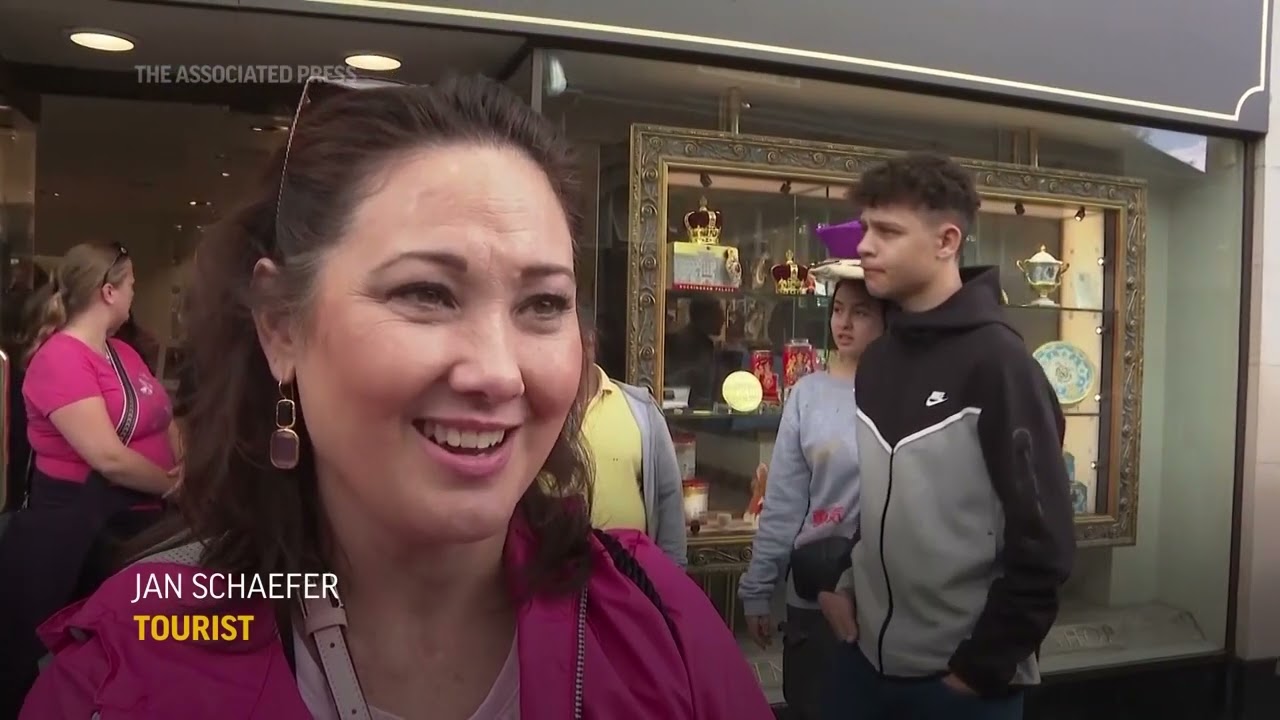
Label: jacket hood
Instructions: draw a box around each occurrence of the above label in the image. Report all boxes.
[889,266,1018,339]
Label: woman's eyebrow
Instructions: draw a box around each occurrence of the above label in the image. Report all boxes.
[369,250,468,276]
[520,263,574,283]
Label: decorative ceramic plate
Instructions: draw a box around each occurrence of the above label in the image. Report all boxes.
[1032,340,1096,407]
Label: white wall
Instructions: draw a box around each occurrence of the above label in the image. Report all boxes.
[1235,0,1280,661]
[1059,141,1243,656]
[1156,149,1243,647]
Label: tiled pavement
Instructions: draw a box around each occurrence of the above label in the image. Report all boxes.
[739,636,784,705]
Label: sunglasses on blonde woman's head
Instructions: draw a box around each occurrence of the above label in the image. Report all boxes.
[274,75,408,254]
[102,243,129,288]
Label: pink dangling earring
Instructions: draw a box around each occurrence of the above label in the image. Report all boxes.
[270,380,301,470]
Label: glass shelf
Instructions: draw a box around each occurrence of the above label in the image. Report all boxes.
[661,171,851,415]
[1004,305,1107,315]
[667,286,828,306]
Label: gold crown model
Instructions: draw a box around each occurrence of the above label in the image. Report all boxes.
[683,197,723,244]
[771,250,811,295]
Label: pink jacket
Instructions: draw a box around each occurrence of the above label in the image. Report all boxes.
[21,526,773,719]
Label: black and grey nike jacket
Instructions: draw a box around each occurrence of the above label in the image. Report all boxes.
[834,266,1076,698]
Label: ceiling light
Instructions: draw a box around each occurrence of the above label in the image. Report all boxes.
[344,54,401,72]
[220,172,230,178]
[68,30,135,53]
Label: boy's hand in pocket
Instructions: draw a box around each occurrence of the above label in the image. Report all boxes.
[818,590,858,643]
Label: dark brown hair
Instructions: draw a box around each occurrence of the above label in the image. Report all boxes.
[850,153,982,236]
[164,75,594,596]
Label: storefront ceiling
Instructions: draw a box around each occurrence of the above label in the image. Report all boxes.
[550,51,1187,160]
[0,0,528,258]
[145,0,1270,133]
[0,0,523,83]
[31,94,280,257]
[5,2,1221,260]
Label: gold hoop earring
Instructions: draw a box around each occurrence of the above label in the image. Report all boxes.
[270,380,301,470]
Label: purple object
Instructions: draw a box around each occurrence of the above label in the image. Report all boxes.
[815,219,864,259]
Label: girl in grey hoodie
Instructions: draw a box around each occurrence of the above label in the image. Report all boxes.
[737,277,885,719]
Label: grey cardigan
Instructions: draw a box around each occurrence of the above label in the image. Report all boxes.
[614,381,688,568]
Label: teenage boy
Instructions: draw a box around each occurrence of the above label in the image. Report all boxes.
[820,153,1075,719]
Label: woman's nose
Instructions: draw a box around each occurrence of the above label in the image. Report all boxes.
[448,322,524,404]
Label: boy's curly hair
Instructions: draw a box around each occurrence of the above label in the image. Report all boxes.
[850,153,981,236]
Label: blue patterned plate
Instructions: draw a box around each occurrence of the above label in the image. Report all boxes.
[1032,341,1096,407]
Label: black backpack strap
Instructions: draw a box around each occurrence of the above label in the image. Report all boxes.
[104,343,139,445]
[593,529,678,642]
[276,601,297,675]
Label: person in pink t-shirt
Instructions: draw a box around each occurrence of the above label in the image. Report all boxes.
[0,241,180,716]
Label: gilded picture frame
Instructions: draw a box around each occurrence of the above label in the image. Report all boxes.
[627,124,1147,547]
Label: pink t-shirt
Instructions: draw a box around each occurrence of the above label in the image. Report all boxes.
[23,332,175,483]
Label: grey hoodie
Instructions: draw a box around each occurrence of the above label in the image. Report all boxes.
[834,267,1074,697]
[613,381,688,567]
[737,372,862,617]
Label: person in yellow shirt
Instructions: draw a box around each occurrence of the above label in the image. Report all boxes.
[580,305,687,567]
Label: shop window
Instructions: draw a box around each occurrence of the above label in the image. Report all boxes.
[542,48,1245,687]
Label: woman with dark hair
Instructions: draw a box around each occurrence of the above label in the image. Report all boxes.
[737,222,886,720]
[21,76,771,720]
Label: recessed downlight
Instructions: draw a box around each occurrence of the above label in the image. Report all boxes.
[344,53,401,72]
[68,30,135,53]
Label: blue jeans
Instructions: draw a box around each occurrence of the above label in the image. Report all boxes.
[823,642,1024,720]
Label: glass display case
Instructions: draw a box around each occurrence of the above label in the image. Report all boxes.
[627,125,1148,627]
[967,199,1122,523]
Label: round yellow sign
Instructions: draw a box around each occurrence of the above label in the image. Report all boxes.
[721,371,764,413]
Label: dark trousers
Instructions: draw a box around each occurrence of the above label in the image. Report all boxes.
[0,472,163,718]
[823,642,1024,720]
[782,605,841,720]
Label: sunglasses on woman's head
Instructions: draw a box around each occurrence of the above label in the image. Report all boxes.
[275,75,409,252]
[102,243,129,287]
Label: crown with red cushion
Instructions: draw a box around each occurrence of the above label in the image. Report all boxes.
[683,197,723,244]
[771,250,811,294]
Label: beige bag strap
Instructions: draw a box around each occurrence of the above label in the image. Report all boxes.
[301,596,373,720]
